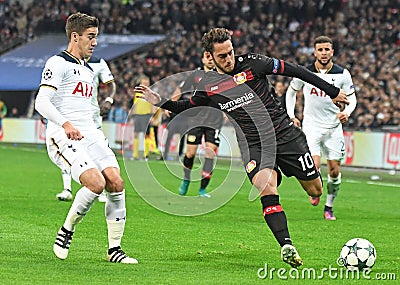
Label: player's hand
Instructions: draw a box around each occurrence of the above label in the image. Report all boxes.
[100,101,112,116]
[134,85,161,105]
[337,112,349,124]
[164,110,171,117]
[332,89,349,107]
[62,121,84,140]
[291,117,301,127]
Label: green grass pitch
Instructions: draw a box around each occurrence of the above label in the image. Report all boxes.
[0,144,398,284]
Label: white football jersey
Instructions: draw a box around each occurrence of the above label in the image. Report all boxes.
[88,56,114,128]
[289,63,355,128]
[40,51,96,132]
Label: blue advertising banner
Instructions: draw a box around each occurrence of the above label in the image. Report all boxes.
[0,34,164,91]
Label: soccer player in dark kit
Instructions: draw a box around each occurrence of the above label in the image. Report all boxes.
[134,28,349,268]
[174,50,225,198]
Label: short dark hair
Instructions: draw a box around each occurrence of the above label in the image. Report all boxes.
[202,28,231,53]
[314,36,333,47]
[65,12,99,40]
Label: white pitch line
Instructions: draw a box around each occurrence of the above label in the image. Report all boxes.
[366,181,400,188]
[343,179,362,184]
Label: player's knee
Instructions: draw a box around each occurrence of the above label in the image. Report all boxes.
[304,181,323,197]
[253,178,277,195]
[330,168,340,178]
[309,187,322,197]
[106,176,124,192]
[85,177,106,193]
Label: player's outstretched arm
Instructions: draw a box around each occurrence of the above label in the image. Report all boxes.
[134,85,161,105]
[134,84,207,116]
[279,61,349,105]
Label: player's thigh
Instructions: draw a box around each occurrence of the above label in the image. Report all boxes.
[185,143,198,157]
[204,127,221,147]
[302,124,323,157]
[323,126,345,161]
[276,132,319,181]
[86,131,120,172]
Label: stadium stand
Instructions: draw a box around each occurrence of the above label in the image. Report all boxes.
[0,0,399,131]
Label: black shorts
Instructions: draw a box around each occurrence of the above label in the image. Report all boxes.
[243,130,319,183]
[186,127,221,146]
[134,114,152,135]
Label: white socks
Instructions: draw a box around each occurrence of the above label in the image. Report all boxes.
[61,187,127,249]
[326,173,341,207]
[62,168,72,190]
[105,190,126,249]
[63,186,98,232]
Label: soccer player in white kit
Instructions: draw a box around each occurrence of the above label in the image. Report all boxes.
[35,12,137,264]
[56,56,116,203]
[286,36,357,220]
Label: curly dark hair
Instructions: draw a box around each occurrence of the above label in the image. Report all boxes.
[201,28,232,53]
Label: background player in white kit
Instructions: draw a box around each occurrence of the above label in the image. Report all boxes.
[35,12,137,264]
[56,56,116,203]
[286,35,357,220]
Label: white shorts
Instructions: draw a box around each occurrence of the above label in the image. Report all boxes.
[302,123,345,161]
[46,127,119,183]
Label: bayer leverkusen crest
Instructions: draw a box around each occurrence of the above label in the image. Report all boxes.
[233,69,254,85]
[233,72,247,85]
[246,160,257,173]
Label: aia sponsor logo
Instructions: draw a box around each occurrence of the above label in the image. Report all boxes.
[309,87,328,97]
[72,82,93,98]
[344,131,354,165]
[383,133,400,168]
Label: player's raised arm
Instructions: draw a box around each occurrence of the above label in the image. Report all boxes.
[266,58,350,106]
[134,84,200,114]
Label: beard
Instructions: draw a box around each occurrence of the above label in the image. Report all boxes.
[213,60,234,74]
[317,57,333,68]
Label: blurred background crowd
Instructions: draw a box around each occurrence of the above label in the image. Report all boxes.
[1,0,399,131]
